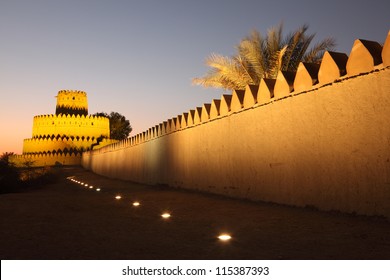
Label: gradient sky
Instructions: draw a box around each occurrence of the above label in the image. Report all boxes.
[1,0,389,154]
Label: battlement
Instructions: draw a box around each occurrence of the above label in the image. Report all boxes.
[22,136,108,154]
[32,114,110,138]
[57,89,87,95]
[90,31,390,155]
[10,152,81,167]
[82,31,390,219]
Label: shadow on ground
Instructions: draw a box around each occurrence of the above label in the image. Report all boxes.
[1,167,389,260]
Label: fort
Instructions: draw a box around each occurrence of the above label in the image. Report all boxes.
[82,32,390,219]
[10,90,116,167]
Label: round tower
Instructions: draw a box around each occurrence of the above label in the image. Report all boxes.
[55,90,88,116]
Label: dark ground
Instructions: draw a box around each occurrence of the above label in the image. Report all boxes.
[1,167,389,260]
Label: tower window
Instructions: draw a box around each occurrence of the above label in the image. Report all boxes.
[72,97,75,100]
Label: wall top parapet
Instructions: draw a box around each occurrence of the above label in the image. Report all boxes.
[33,114,109,121]
[57,90,87,96]
[86,30,390,155]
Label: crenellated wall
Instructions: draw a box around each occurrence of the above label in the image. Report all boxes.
[23,137,104,154]
[11,152,82,167]
[82,32,390,218]
[32,114,110,138]
[55,90,88,115]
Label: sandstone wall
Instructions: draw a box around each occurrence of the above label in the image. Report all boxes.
[32,114,110,138]
[82,33,390,218]
[11,153,81,167]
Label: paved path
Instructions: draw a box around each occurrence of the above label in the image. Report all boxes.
[1,167,389,259]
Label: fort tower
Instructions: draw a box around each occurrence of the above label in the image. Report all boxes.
[10,90,117,166]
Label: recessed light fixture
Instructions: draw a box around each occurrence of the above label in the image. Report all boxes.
[96,188,101,192]
[133,202,140,207]
[161,213,171,219]
[115,195,122,200]
[89,186,93,189]
[218,234,232,241]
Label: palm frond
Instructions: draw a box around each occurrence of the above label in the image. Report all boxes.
[282,24,309,71]
[236,30,266,83]
[267,45,287,78]
[192,53,251,90]
[193,23,336,91]
[303,37,336,62]
[288,33,315,71]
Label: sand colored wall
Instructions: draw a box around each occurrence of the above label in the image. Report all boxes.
[11,153,81,167]
[82,33,390,218]
[23,137,104,153]
[56,90,88,115]
[31,114,110,138]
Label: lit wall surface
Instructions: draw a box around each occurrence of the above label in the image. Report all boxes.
[82,35,390,218]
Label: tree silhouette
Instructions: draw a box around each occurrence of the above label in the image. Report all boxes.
[94,112,132,140]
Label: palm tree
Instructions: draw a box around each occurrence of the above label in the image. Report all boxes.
[193,23,335,90]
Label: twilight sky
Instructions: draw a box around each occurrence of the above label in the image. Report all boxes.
[0,0,389,154]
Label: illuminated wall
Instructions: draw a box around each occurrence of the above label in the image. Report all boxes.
[83,33,390,218]
[31,114,109,139]
[55,90,88,116]
[11,153,82,167]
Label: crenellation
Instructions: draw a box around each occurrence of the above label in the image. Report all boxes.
[210,99,221,119]
[187,110,196,126]
[201,103,211,122]
[257,78,276,105]
[318,51,349,85]
[243,84,259,108]
[176,115,182,130]
[165,119,172,133]
[157,123,163,136]
[193,107,202,125]
[230,89,245,112]
[382,31,390,67]
[294,62,320,93]
[181,113,189,129]
[274,70,296,99]
[170,118,177,132]
[219,94,232,116]
[161,121,167,134]
[346,39,383,76]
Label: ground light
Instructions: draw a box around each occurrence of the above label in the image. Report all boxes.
[89,186,93,189]
[132,202,140,207]
[96,188,101,192]
[218,234,232,241]
[161,213,171,219]
[115,195,122,200]
[85,184,88,187]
